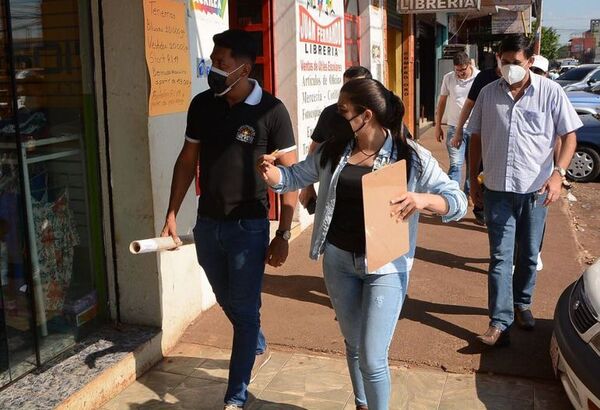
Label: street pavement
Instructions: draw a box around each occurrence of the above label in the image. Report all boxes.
[105,127,579,408]
[102,342,571,409]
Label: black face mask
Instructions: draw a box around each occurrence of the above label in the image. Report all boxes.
[327,111,365,140]
[207,65,243,96]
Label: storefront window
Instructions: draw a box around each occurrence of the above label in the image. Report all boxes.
[0,2,37,386]
[0,0,104,387]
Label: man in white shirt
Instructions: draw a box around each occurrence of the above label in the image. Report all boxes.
[435,52,480,195]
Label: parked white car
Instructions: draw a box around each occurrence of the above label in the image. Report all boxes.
[551,259,600,410]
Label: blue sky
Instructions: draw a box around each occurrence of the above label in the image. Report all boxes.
[542,0,600,44]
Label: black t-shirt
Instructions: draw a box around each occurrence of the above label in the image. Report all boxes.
[185,81,296,220]
[327,163,372,253]
[468,68,501,102]
[311,103,338,143]
[311,103,414,142]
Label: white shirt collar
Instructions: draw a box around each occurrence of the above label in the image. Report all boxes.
[244,79,262,105]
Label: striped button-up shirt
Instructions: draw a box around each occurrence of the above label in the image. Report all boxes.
[467,73,583,194]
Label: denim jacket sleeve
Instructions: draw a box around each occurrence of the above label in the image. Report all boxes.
[271,151,321,193]
[413,143,467,222]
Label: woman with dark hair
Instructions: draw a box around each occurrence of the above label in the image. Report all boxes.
[257,79,467,409]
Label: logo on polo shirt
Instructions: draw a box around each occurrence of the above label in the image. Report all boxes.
[236,125,256,144]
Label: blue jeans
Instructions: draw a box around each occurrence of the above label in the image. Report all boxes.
[323,242,408,410]
[446,126,470,195]
[193,217,270,406]
[483,190,548,331]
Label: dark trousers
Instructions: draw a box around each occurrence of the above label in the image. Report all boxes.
[193,216,269,406]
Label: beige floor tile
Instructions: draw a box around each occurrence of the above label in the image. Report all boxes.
[188,345,231,382]
[251,390,346,409]
[474,373,534,404]
[154,343,211,376]
[168,376,228,410]
[390,367,447,410]
[438,374,485,410]
[248,351,294,395]
[533,381,572,410]
[101,371,184,410]
[263,354,353,403]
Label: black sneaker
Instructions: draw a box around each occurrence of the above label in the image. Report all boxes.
[474,208,486,226]
[515,308,535,330]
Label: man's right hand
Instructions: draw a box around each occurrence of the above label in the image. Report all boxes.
[450,128,463,148]
[435,126,444,142]
[299,185,317,207]
[161,216,182,247]
[469,179,483,209]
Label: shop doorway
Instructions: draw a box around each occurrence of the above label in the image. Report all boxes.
[229,0,279,220]
[416,18,436,123]
[0,0,105,389]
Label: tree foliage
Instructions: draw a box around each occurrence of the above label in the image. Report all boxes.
[531,21,561,60]
[541,26,561,60]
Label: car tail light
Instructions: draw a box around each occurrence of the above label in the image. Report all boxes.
[589,398,600,410]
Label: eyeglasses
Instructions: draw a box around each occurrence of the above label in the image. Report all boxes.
[455,65,469,73]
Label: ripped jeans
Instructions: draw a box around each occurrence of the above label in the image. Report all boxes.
[323,241,408,410]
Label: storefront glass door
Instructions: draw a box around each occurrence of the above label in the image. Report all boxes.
[0,0,104,388]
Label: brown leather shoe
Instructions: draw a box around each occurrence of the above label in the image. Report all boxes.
[515,308,535,330]
[476,326,510,347]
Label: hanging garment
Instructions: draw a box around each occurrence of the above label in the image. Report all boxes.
[32,190,79,312]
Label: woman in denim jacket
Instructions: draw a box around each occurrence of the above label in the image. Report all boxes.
[258,79,467,410]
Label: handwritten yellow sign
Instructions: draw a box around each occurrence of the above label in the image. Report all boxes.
[143,0,191,116]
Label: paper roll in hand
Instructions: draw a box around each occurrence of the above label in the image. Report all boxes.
[129,234,195,254]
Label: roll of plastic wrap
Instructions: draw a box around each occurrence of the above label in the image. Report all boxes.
[129,234,195,254]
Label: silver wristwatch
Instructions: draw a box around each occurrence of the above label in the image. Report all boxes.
[553,166,566,178]
[276,229,291,241]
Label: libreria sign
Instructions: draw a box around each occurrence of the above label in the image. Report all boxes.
[398,0,480,13]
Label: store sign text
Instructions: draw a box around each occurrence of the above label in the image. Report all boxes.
[299,6,342,48]
[398,0,480,13]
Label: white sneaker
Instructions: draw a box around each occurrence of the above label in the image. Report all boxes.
[536,253,543,271]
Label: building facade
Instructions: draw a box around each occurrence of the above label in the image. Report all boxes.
[0,0,388,390]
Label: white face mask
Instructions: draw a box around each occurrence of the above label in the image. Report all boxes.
[500,64,527,85]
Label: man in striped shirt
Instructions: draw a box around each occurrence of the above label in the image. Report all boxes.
[467,34,582,347]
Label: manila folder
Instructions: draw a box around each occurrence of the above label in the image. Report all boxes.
[362,160,409,272]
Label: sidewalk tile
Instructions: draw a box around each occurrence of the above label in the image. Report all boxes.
[168,377,228,409]
[154,342,209,376]
[188,345,231,382]
[248,350,294,394]
[474,373,534,404]
[390,366,447,409]
[533,381,573,410]
[438,374,486,410]
[101,370,185,409]
[263,354,353,403]
[250,390,345,409]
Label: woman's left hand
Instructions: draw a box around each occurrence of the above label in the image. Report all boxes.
[390,192,428,222]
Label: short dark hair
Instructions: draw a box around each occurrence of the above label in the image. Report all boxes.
[343,66,372,80]
[499,34,534,59]
[213,29,257,64]
[453,52,470,66]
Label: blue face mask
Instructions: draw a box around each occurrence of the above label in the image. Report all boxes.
[207,65,244,96]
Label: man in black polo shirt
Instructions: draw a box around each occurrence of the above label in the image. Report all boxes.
[161,30,297,409]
